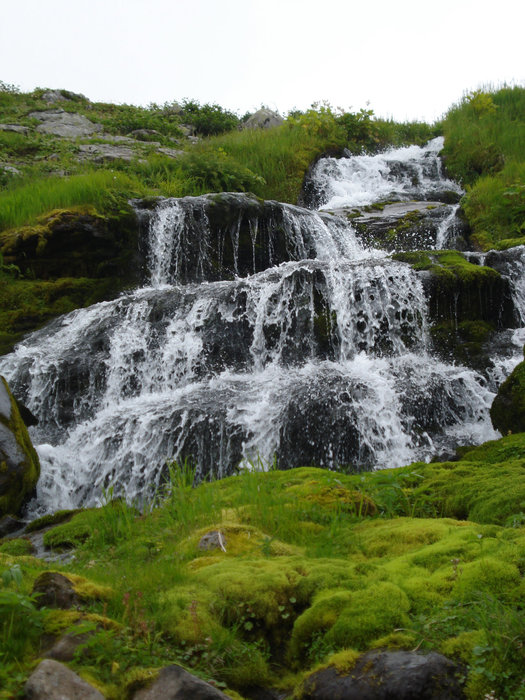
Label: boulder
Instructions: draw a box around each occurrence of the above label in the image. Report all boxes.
[40,89,88,104]
[0,163,22,176]
[132,664,231,699]
[0,376,40,516]
[490,352,525,434]
[29,109,102,138]
[24,659,104,700]
[32,571,80,609]
[300,650,465,699]
[76,143,137,163]
[243,109,283,130]
[0,123,30,135]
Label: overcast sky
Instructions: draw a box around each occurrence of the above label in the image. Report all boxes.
[1,0,523,122]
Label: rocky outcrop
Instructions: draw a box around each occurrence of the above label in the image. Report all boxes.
[0,207,141,281]
[24,659,104,700]
[29,109,103,138]
[345,201,468,252]
[243,109,283,130]
[300,650,465,699]
[0,123,30,135]
[490,351,525,434]
[132,664,231,699]
[0,376,40,516]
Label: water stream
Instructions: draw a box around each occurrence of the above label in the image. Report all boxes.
[1,138,523,513]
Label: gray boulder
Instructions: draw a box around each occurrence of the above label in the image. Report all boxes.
[41,89,88,104]
[300,650,465,699]
[76,143,137,163]
[24,659,104,700]
[243,109,283,130]
[0,163,22,176]
[0,123,30,135]
[132,664,231,699]
[29,109,102,138]
[0,376,40,517]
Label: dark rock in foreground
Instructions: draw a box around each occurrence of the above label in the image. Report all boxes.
[301,650,465,699]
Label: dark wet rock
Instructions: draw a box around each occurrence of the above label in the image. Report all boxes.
[0,376,40,517]
[491,352,525,434]
[301,650,466,699]
[0,514,24,537]
[29,109,102,138]
[338,201,469,252]
[132,664,231,699]
[0,207,141,281]
[24,659,104,700]
[32,571,80,609]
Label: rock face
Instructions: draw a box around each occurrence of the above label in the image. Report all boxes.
[24,659,104,700]
[243,109,283,130]
[0,208,141,281]
[0,376,40,516]
[301,650,465,699]
[133,664,231,699]
[29,109,103,138]
[490,352,525,434]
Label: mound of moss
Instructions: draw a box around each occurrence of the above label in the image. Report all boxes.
[3,443,525,699]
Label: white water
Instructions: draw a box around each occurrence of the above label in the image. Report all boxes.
[313,137,463,210]
[1,141,521,514]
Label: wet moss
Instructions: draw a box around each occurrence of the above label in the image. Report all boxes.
[490,357,525,434]
[0,376,40,516]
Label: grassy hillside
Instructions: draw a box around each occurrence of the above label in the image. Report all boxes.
[2,436,525,699]
[442,85,525,250]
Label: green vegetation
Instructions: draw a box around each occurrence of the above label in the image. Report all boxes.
[2,440,525,698]
[442,85,525,249]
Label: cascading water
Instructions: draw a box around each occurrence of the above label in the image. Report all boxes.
[1,138,522,514]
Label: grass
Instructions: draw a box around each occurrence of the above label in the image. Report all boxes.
[3,439,525,698]
[0,170,146,231]
[442,84,525,249]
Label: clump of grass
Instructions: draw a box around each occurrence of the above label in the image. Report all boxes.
[0,170,146,231]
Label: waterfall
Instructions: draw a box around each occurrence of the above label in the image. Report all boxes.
[1,140,521,514]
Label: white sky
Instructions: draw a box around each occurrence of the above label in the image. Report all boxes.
[1,0,524,122]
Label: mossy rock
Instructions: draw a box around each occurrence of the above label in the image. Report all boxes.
[393,250,514,327]
[0,375,40,516]
[0,206,140,281]
[490,356,525,434]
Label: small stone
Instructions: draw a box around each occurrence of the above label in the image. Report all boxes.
[198,530,227,551]
[24,659,104,700]
[132,664,231,699]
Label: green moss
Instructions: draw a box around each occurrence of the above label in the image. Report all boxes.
[0,376,40,516]
[25,509,81,533]
[490,359,525,434]
[0,537,34,555]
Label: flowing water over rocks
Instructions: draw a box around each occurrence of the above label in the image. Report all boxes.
[1,138,523,513]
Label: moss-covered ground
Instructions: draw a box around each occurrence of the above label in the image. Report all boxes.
[2,435,525,698]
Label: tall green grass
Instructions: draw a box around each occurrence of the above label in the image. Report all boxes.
[442,84,525,249]
[443,85,525,184]
[0,170,146,230]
